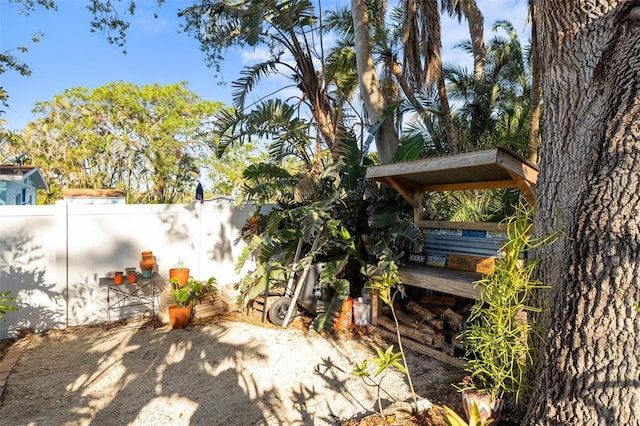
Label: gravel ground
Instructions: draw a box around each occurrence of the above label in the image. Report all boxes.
[0,314,463,425]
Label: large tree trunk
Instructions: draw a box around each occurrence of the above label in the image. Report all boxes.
[425,0,458,152]
[526,3,541,165]
[461,0,485,81]
[526,1,640,424]
[351,0,399,164]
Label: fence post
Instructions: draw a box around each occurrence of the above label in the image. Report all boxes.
[55,200,69,328]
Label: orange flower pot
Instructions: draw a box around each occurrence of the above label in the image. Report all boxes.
[169,268,190,286]
[169,306,192,329]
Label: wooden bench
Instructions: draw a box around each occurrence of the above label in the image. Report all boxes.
[368,221,504,322]
[402,221,505,293]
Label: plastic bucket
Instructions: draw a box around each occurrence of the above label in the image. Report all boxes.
[353,297,371,326]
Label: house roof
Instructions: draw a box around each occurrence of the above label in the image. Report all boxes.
[0,165,48,190]
[63,189,125,198]
[365,147,538,206]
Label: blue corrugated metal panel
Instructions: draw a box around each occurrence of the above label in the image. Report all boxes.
[423,233,507,258]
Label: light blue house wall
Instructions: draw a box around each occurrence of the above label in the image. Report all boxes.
[0,166,48,205]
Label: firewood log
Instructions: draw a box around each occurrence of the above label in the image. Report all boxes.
[378,316,435,346]
[440,307,464,331]
[406,300,436,321]
[406,301,444,331]
[395,310,436,335]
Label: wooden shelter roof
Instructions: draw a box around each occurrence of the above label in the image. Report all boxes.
[365,147,538,206]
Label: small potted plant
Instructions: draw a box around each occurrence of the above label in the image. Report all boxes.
[168,276,217,328]
[169,258,190,286]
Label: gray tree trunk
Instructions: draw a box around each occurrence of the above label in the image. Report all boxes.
[351,0,399,163]
[461,0,485,81]
[527,1,541,164]
[526,1,640,424]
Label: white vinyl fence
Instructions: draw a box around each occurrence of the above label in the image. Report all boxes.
[0,199,256,340]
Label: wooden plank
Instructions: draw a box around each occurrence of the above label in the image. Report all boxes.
[398,264,482,299]
[421,180,518,193]
[365,148,538,202]
[385,176,418,207]
[415,220,504,232]
[367,263,482,300]
[447,254,495,274]
[374,326,466,369]
[365,149,502,180]
[414,192,423,223]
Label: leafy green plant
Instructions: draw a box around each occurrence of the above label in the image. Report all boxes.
[169,277,217,308]
[353,345,408,419]
[355,253,420,416]
[0,291,18,320]
[459,203,556,404]
[443,404,494,426]
[234,136,422,332]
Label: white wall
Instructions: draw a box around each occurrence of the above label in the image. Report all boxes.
[0,200,256,340]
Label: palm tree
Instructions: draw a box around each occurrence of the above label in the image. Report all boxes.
[350,0,400,163]
[180,0,343,156]
[445,21,532,155]
[526,0,541,164]
[441,0,486,80]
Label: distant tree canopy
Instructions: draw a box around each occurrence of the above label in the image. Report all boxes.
[0,1,53,114]
[9,81,225,204]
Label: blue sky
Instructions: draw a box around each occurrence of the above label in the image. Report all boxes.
[1,0,530,131]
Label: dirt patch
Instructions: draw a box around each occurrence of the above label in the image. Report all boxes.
[0,312,465,425]
[0,340,11,361]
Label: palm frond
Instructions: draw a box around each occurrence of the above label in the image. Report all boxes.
[232,60,281,110]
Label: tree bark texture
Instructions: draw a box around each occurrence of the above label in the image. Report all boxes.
[461,0,485,81]
[527,3,542,165]
[527,1,640,424]
[351,0,399,163]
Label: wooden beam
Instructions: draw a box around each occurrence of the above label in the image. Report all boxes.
[414,192,424,223]
[506,170,537,206]
[415,220,505,232]
[421,180,518,193]
[385,176,418,207]
[496,149,538,185]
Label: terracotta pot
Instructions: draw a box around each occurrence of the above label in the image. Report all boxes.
[461,390,504,423]
[169,268,190,286]
[113,271,124,285]
[140,251,155,277]
[169,306,192,329]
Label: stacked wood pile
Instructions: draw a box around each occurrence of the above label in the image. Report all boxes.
[377,294,472,366]
[158,283,224,323]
